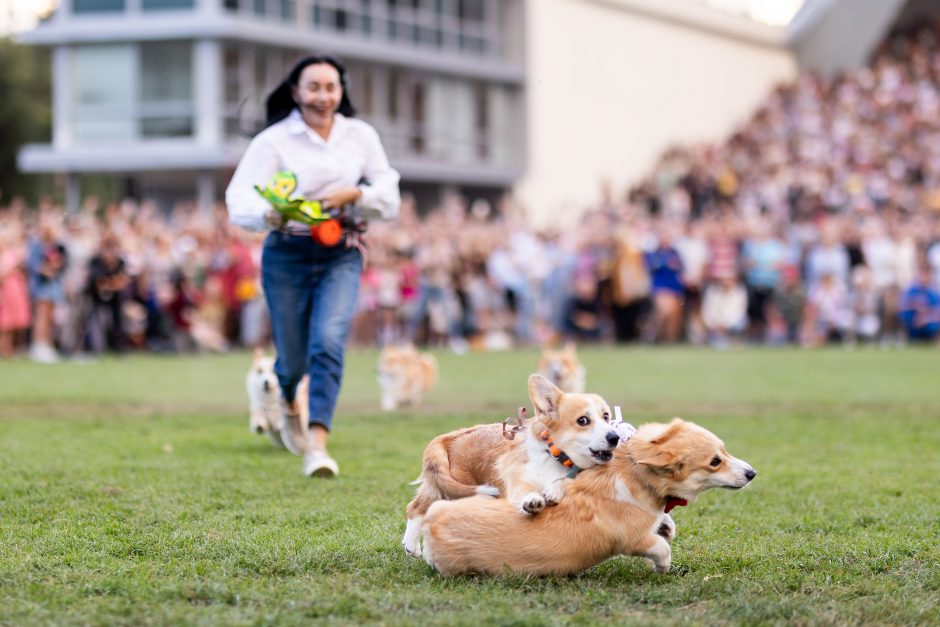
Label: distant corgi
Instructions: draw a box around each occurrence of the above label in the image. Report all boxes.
[421,418,757,576]
[246,348,308,448]
[377,344,438,411]
[402,374,620,557]
[537,342,586,393]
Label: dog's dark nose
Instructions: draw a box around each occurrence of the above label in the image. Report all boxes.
[263,380,270,392]
[605,431,620,447]
[745,468,757,482]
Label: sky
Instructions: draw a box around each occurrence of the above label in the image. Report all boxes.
[0,0,57,36]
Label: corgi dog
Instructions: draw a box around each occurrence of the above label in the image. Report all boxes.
[421,418,756,576]
[402,374,620,557]
[246,348,309,448]
[377,344,438,411]
[537,342,586,393]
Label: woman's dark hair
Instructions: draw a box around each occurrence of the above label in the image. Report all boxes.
[264,55,356,129]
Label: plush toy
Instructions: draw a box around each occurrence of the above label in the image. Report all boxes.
[254,171,352,247]
[254,171,331,225]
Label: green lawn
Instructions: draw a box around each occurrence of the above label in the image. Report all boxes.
[1,348,939,626]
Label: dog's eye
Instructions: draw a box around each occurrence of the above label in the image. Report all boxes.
[710,456,722,467]
[603,412,610,423]
[577,416,590,426]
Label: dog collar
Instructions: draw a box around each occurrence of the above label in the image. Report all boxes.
[540,429,581,479]
[664,496,688,513]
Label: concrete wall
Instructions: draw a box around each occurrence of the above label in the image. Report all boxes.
[515,0,797,226]
[793,0,906,76]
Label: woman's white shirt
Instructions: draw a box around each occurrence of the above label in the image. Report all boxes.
[226,109,401,232]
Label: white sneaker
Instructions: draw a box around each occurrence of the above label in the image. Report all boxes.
[303,448,339,478]
[278,398,308,456]
[29,343,59,364]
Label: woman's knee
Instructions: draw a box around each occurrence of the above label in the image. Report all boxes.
[312,324,349,357]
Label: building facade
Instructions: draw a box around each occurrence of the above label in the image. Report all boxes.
[18,0,527,213]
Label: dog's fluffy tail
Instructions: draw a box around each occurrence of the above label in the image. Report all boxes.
[416,433,479,500]
[476,484,500,497]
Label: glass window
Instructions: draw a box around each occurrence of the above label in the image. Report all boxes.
[72,0,125,13]
[71,45,135,143]
[223,47,241,106]
[410,81,425,154]
[458,0,482,22]
[140,42,193,138]
[142,0,194,10]
[335,8,347,30]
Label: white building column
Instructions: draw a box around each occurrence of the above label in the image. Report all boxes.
[65,173,81,214]
[52,46,71,150]
[196,171,215,216]
[195,39,222,148]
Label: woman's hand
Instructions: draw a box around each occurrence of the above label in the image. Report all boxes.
[321,187,362,210]
[264,208,287,230]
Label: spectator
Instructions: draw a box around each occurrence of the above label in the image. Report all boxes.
[702,276,747,348]
[645,227,685,343]
[86,234,130,355]
[27,216,68,363]
[771,265,807,345]
[741,221,787,342]
[806,273,852,346]
[610,230,652,343]
[0,220,30,357]
[899,264,940,342]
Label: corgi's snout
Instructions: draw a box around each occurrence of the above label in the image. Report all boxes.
[744,467,757,482]
[263,380,271,393]
[605,431,620,448]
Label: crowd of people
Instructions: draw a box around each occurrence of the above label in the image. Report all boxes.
[3,23,940,361]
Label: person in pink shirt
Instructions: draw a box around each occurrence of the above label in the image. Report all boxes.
[0,222,31,357]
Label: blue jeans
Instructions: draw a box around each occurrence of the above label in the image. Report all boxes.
[262,231,362,431]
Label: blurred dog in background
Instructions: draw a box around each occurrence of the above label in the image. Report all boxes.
[377,344,438,411]
[537,342,586,393]
[246,348,308,448]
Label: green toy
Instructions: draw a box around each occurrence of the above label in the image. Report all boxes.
[254,171,331,225]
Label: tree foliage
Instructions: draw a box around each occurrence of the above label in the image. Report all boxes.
[0,37,52,204]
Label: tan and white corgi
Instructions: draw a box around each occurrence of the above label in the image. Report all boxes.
[537,342,586,393]
[246,349,308,448]
[421,418,756,576]
[402,374,620,557]
[377,344,438,411]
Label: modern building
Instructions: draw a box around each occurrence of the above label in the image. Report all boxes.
[18,0,527,213]
[19,0,935,223]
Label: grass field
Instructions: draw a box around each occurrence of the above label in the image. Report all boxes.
[1,347,939,626]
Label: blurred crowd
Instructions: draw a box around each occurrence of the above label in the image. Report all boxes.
[3,23,940,361]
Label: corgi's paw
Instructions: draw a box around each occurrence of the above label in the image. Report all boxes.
[541,481,565,506]
[653,556,672,574]
[647,536,672,573]
[402,518,423,558]
[657,513,676,542]
[402,538,422,558]
[519,492,546,515]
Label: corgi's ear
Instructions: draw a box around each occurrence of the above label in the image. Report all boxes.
[529,373,562,419]
[632,419,685,475]
[632,442,683,476]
